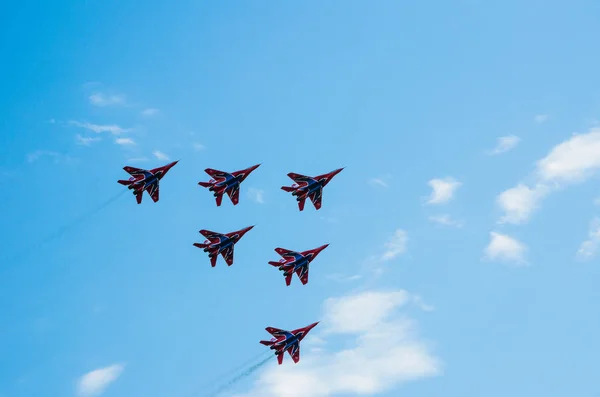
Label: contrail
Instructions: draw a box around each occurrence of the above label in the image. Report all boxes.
[1,189,127,266]
[205,354,274,397]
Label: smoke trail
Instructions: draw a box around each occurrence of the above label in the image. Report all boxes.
[2,189,127,266]
[208,350,272,386]
[205,354,274,397]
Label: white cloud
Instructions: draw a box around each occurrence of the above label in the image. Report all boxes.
[483,232,527,265]
[247,188,265,204]
[381,229,408,262]
[428,214,464,228]
[152,150,170,161]
[76,364,124,397]
[426,177,461,205]
[534,114,549,124]
[497,128,600,224]
[594,197,600,206]
[89,93,125,107]
[323,291,410,334]
[140,108,159,116]
[115,137,136,146]
[576,217,600,260]
[69,121,130,135]
[486,135,521,155]
[193,143,205,151]
[412,295,435,312]
[75,134,101,146]
[235,290,441,397]
[536,129,600,183]
[496,183,549,224]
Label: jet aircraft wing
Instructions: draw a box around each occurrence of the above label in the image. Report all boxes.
[200,229,226,241]
[288,344,300,363]
[275,248,301,259]
[225,185,240,205]
[124,166,151,178]
[308,189,322,210]
[221,245,234,266]
[265,327,293,339]
[287,172,315,186]
[147,183,160,203]
[295,266,309,285]
[204,168,231,182]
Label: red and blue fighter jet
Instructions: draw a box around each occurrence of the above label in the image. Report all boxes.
[268,244,329,286]
[117,160,178,204]
[198,164,261,206]
[259,322,319,365]
[193,226,254,267]
[281,168,344,211]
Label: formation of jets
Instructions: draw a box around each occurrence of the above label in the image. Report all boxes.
[117,161,343,364]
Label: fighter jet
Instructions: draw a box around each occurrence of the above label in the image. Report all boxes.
[117,161,178,204]
[281,168,344,211]
[193,226,254,267]
[268,244,329,286]
[198,164,261,206]
[259,322,319,364]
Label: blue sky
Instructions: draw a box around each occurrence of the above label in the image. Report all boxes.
[2,1,600,396]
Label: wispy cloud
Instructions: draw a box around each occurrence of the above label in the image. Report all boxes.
[26,150,67,163]
[193,143,205,151]
[126,157,148,163]
[325,273,362,282]
[75,134,102,146]
[412,295,435,311]
[235,290,441,397]
[152,150,170,161]
[576,217,600,260]
[425,177,461,205]
[141,108,159,117]
[486,135,521,155]
[381,229,408,262]
[369,175,390,188]
[483,232,527,265]
[89,93,125,107]
[428,214,464,228]
[247,188,265,204]
[69,121,130,135]
[497,128,600,224]
[76,363,124,397]
[534,114,549,124]
[115,138,136,146]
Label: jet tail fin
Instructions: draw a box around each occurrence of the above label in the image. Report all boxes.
[268,261,282,267]
[193,243,208,249]
[198,181,212,188]
[259,340,274,346]
[281,186,295,192]
[118,179,133,186]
